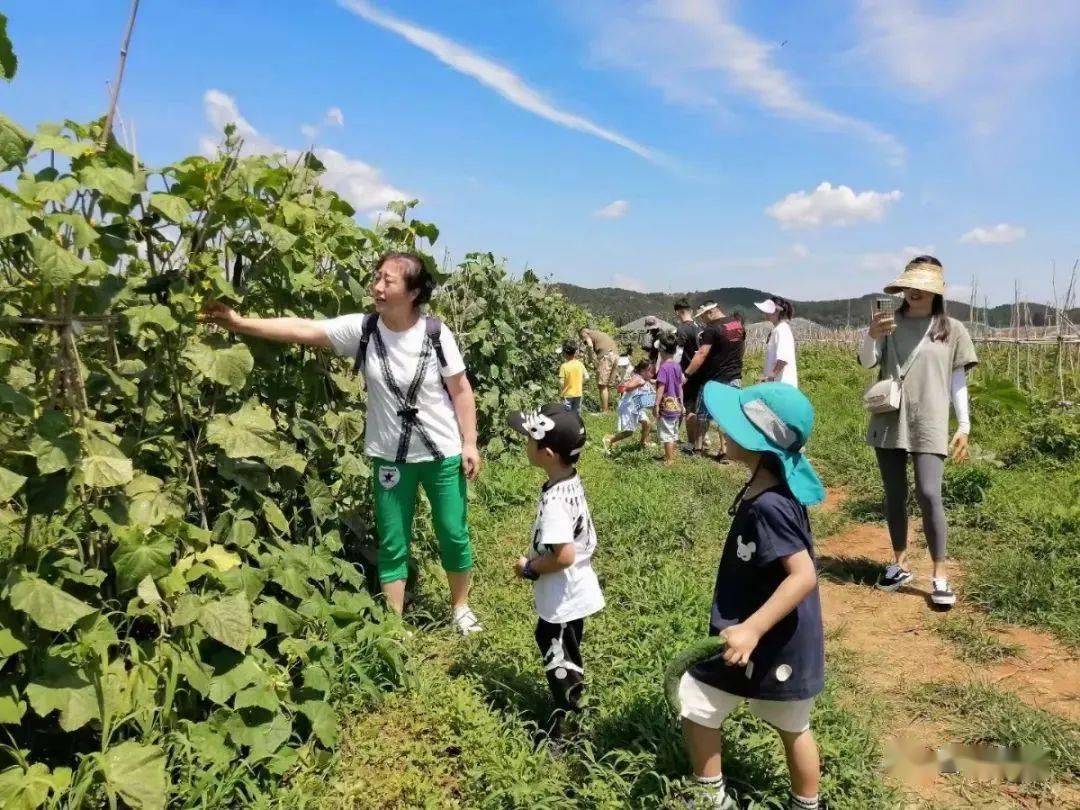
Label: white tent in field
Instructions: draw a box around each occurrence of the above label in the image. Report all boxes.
[619,316,676,334]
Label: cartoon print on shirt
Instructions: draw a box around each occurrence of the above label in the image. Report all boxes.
[736,534,756,562]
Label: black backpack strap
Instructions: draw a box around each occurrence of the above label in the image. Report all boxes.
[425,316,448,370]
[353,313,380,375]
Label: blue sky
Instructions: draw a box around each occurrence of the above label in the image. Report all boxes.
[4,1,1079,304]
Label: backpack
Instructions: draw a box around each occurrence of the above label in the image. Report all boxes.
[352,314,449,377]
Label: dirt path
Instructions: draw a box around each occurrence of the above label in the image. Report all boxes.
[816,489,1079,807]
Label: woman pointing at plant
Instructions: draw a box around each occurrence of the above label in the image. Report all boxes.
[204,252,483,635]
[860,256,977,609]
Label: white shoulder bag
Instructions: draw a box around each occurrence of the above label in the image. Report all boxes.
[863,324,932,414]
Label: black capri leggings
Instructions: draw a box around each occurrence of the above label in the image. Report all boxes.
[874,448,947,562]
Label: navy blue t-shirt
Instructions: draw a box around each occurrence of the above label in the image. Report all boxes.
[690,487,824,701]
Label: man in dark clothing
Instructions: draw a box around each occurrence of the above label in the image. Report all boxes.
[673,300,702,449]
[684,301,746,458]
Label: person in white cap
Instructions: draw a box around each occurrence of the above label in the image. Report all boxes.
[755,297,798,388]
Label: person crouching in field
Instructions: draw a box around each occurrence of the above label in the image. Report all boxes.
[678,382,826,810]
[653,333,685,466]
[603,359,654,453]
[559,341,587,414]
[510,404,605,738]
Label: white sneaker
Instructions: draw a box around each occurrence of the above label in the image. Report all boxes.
[931,578,956,608]
[453,605,483,636]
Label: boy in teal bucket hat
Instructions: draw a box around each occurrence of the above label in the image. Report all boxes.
[676,382,825,810]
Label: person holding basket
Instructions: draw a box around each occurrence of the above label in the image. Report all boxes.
[860,256,978,608]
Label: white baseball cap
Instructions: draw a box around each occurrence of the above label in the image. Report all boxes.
[754,299,778,315]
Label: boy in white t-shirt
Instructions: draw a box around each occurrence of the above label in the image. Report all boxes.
[509,404,605,738]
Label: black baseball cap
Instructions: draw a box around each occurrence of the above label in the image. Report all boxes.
[507,403,587,459]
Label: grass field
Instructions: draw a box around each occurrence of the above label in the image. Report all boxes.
[276,345,1079,809]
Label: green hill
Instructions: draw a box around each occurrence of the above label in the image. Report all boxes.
[554,283,1072,329]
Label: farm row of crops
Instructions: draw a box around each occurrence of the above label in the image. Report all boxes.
[0,114,591,807]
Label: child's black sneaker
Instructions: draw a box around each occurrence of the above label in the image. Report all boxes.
[876,563,913,592]
[931,578,956,608]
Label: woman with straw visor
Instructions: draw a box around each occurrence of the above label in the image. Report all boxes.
[860,256,977,608]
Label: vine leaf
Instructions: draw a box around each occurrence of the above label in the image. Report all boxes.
[182,337,253,391]
[148,192,192,223]
[0,114,30,171]
[111,532,174,592]
[100,741,167,810]
[77,164,141,203]
[29,234,87,285]
[198,592,252,652]
[0,466,26,501]
[8,572,95,632]
[299,700,339,747]
[0,198,31,239]
[77,437,133,489]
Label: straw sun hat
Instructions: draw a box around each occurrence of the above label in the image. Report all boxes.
[884,259,946,296]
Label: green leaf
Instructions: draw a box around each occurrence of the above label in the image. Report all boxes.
[78,164,140,203]
[30,234,87,285]
[0,114,31,171]
[0,683,25,724]
[0,383,34,417]
[149,192,192,223]
[300,699,339,747]
[0,627,28,662]
[207,655,260,704]
[0,763,72,809]
[124,303,179,335]
[111,533,174,592]
[182,336,254,391]
[258,218,298,252]
[30,431,80,476]
[198,593,252,652]
[8,572,95,632]
[0,467,26,501]
[100,741,167,810]
[226,708,292,760]
[33,130,93,159]
[0,13,17,80]
[262,498,289,534]
[27,174,79,203]
[137,575,161,605]
[78,436,133,488]
[25,658,98,731]
[46,211,98,249]
[184,722,234,766]
[125,474,181,527]
[0,199,31,239]
[195,545,242,571]
[304,478,334,524]
[234,683,279,712]
[207,400,304,471]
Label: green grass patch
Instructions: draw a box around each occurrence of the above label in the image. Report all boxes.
[907,682,1080,780]
[933,613,1022,664]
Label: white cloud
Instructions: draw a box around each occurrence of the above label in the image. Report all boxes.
[960,223,1026,245]
[324,106,345,127]
[300,124,319,140]
[594,199,629,220]
[855,0,1080,132]
[337,0,660,163]
[200,89,409,219]
[859,245,935,274]
[612,273,650,293]
[789,243,810,259]
[579,0,904,163]
[766,182,902,229]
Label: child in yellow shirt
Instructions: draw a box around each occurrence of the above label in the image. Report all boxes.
[559,342,587,414]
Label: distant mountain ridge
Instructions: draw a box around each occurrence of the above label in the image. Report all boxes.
[554,283,1073,330]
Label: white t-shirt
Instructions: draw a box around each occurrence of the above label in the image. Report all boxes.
[527,474,605,624]
[765,321,798,387]
[321,314,466,463]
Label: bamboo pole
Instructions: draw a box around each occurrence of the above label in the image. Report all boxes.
[101,0,141,146]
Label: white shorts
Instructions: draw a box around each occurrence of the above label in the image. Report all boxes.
[659,417,680,444]
[677,673,813,733]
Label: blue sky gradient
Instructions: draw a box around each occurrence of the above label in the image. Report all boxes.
[4,1,1078,304]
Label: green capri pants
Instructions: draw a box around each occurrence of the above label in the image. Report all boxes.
[371,455,473,584]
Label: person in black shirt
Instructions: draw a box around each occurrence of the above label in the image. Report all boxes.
[684,302,746,458]
[674,381,826,810]
[673,300,702,450]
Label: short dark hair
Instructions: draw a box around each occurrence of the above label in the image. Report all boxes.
[633,359,650,373]
[562,341,577,357]
[673,299,691,312]
[659,332,678,354]
[375,252,434,307]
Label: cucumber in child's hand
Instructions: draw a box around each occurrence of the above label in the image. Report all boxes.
[664,637,727,712]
